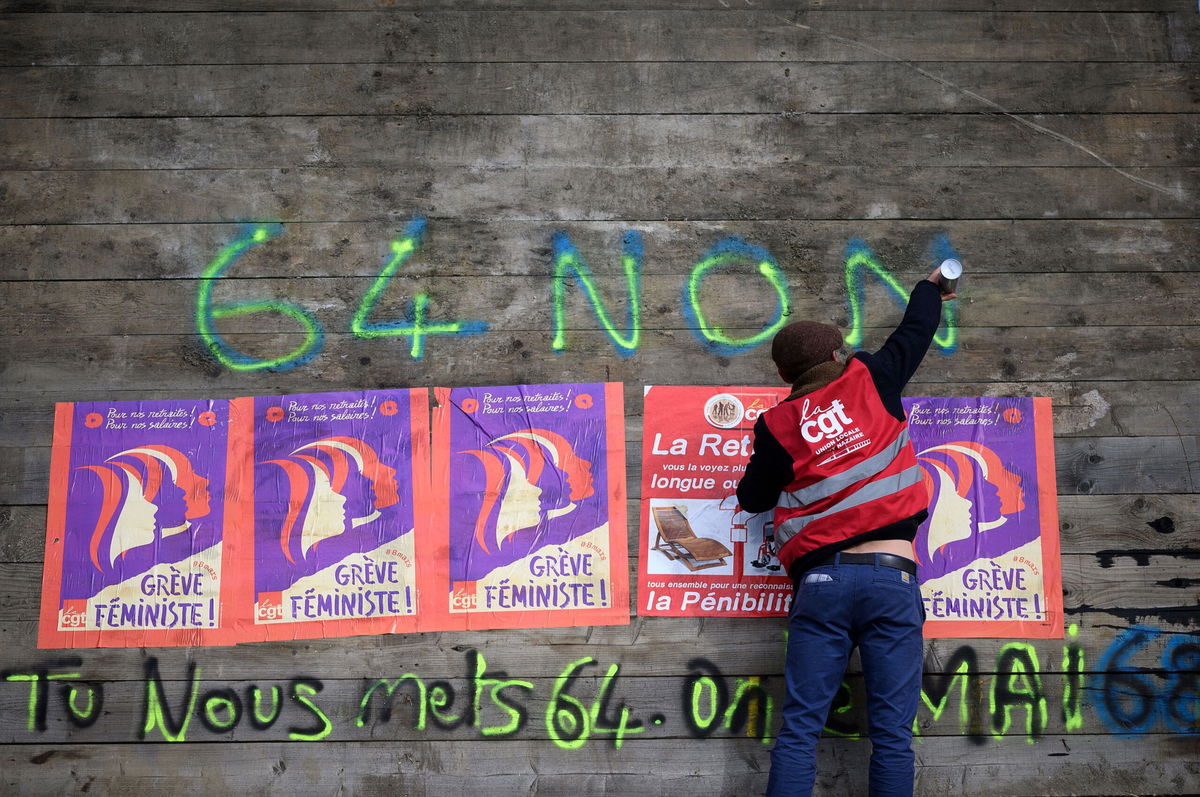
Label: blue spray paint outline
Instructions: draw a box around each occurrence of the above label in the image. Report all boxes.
[1159,635,1200,735]
[195,223,325,372]
[681,236,791,356]
[1092,625,1163,736]
[550,230,643,357]
[351,217,489,360]
[843,236,958,355]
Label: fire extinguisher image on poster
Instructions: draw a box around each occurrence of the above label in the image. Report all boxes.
[638,385,794,617]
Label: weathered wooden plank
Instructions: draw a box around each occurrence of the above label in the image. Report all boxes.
[1,167,1196,225]
[1055,436,1199,496]
[1044,382,1200,438]
[5,62,1196,117]
[2,326,1197,400]
[3,273,1196,345]
[0,448,51,506]
[0,735,1196,797]
[0,12,1179,67]
[0,506,44,560]
[22,272,822,338]
[917,735,1200,797]
[5,115,1196,170]
[0,335,1196,440]
[1057,493,1200,547]
[2,739,776,797]
[1,1,1188,12]
[3,219,1196,282]
[3,492,1197,564]
[1059,553,1200,616]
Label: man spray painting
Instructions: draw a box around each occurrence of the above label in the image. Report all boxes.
[737,266,957,797]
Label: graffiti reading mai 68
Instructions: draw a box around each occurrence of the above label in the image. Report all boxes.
[194,219,960,372]
[4,628,1198,747]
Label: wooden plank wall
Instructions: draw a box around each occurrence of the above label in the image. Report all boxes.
[1,1,1197,794]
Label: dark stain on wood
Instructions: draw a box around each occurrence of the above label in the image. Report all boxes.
[1148,516,1177,534]
[1156,578,1200,590]
[1095,549,1200,568]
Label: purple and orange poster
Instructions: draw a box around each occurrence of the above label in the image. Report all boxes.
[431,383,629,630]
[40,399,235,648]
[638,386,794,618]
[227,389,431,642]
[905,396,1062,638]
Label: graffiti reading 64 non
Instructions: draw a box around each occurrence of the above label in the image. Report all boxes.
[194,219,961,372]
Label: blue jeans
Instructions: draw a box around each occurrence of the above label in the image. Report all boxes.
[766,554,925,797]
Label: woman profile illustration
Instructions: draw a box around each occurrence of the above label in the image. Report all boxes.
[80,445,211,572]
[461,428,595,554]
[264,436,399,565]
[916,441,1027,572]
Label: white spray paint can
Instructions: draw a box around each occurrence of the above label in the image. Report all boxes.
[937,258,962,295]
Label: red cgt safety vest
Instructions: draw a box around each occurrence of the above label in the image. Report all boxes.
[762,359,929,573]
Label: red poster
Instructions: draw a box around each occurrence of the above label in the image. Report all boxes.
[638,386,794,617]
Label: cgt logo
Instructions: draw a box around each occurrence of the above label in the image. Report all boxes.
[59,599,89,629]
[704,392,779,430]
[255,592,284,621]
[800,398,855,443]
[451,582,479,610]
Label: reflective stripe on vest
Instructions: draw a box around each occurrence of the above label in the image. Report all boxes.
[776,427,912,509]
[775,464,925,546]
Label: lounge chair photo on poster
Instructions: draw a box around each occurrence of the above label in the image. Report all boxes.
[651,506,733,571]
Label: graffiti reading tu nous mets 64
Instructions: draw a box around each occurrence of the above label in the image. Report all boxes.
[194,219,960,372]
[4,627,1197,747]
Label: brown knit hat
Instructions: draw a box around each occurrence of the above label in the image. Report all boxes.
[771,321,843,382]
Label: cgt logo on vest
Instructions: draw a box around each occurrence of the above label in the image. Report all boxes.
[800,399,855,443]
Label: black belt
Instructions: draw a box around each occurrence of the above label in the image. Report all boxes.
[810,552,918,575]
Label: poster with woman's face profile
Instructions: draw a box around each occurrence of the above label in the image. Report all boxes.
[40,399,232,648]
[230,388,431,642]
[903,396,1062,638]
[430,382,629,630]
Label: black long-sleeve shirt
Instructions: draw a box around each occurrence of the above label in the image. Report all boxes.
[736,280,943,574]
